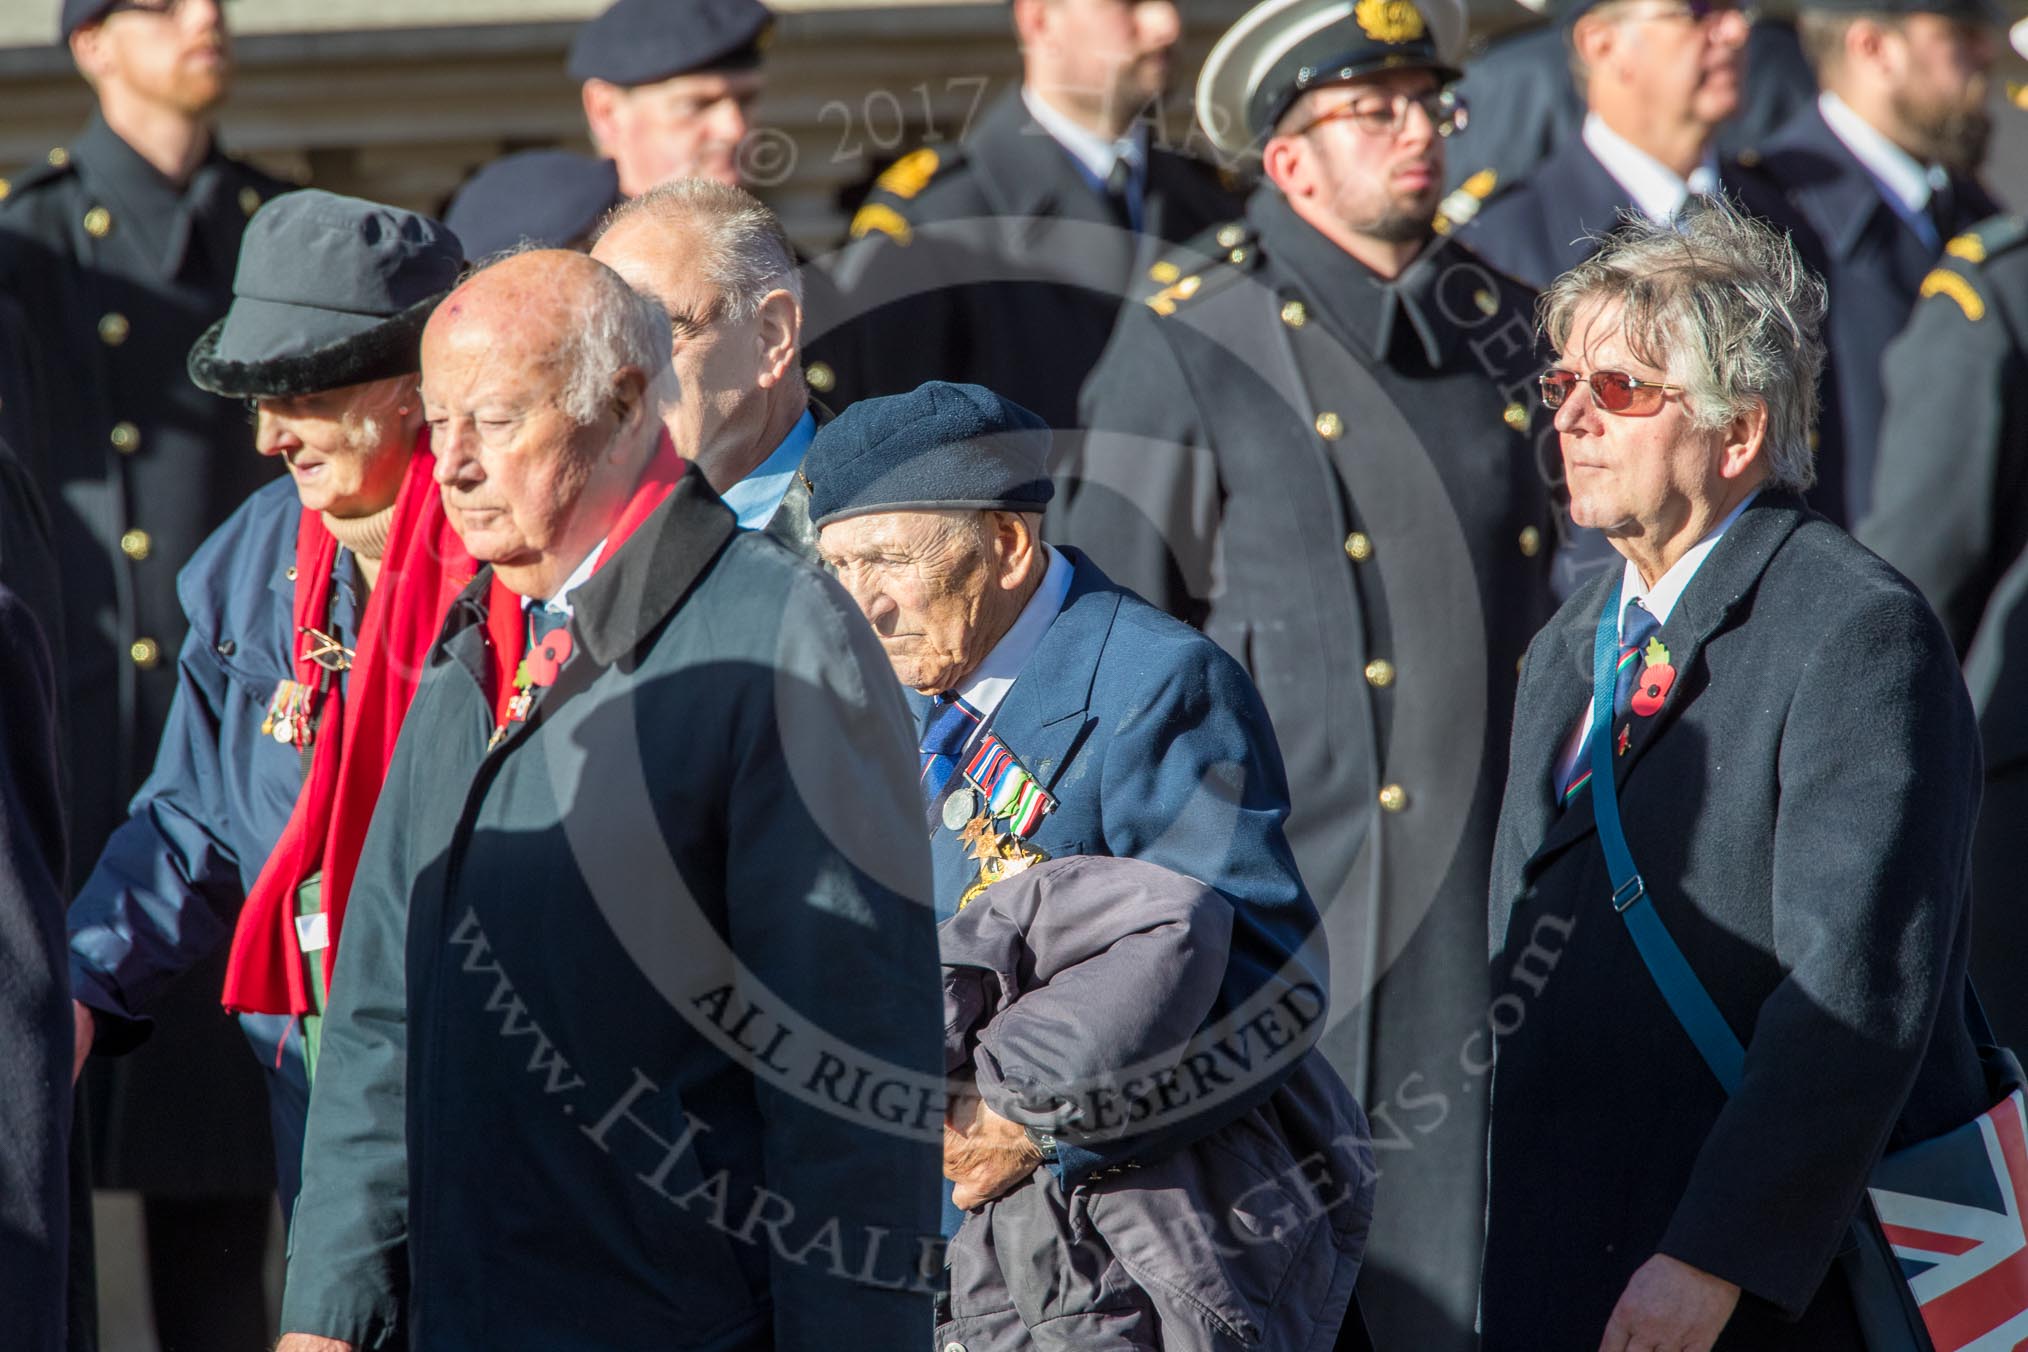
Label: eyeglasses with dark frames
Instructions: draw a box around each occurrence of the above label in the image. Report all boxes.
[1539,367,1687,416]
[1288,88,1469,140]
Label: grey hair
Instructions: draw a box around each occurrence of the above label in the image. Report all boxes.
[596,178,802,322]
[1540,201,1826,493]
[557,261,674,427]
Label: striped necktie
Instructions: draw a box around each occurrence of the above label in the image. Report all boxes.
[919,693,981,805]
[1561,597,1661,804]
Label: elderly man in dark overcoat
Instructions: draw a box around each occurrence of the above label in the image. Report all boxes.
[1485,204,2002,1350]
[275,251,942,1352]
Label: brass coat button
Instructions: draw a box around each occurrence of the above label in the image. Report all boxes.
[0,179,12,201]
[1378,783,1409,813]
[1518,525,1542,557]
[1314,411,1343,440]
[239,186,263,216]
[805,360,835,393]
[1280,300,1307,328]
[1474,288,1498,316]
[83,206,112,238]
[1343,531,1373,562]
[129,637,161,669]
[47,147,69,168]
[1228,247,1249,265]
[119,528,151,561]
[110,421,140,453]
[98,312,130,346]
[1216,223,1244,248]
[1364,658,1395,688]
[1148,259,1180,284]
[1502,402,1528,431]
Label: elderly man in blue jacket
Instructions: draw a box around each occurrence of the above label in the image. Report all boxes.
[807,381,1326,1217]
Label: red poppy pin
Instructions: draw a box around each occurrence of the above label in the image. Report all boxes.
[526,628,575,687]
[1630,636,1675,717]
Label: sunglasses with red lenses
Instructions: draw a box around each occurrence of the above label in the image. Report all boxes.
[1538,368,1687,416]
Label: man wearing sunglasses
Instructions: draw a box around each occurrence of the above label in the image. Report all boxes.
[0,1,290,1348]
[1748,0,2002,528]
[1063,0,1557,1347]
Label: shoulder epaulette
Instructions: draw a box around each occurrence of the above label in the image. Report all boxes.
[1944,214,2028,267]
[846,145,959,245]
[0,147,79,205]
[1918,265,1989,323]
[1143,219,1259,316]
[1432,167,1498,235]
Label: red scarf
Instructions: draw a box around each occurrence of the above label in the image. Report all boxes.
[482,433,688,734]
[222,435,476,1017]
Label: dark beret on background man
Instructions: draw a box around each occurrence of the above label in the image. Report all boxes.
[567,0,773,85]
[443,150,622,259]
[805,381,1054,526]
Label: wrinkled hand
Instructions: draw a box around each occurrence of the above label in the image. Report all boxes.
[71,1001,94,1084]
[1599,1253,1741,1352]
[274,1337,353,1352]
[944,1094,1043,1211]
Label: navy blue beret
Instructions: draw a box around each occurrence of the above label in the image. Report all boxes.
[445,151,622,259]
[567,0,775,87]
[59,0,114,38]
[804,382,1055,528]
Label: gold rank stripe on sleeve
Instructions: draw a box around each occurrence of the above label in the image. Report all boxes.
[1919,268,1987,323]
[848,202,912,245]
[1432,168,1497,236]
[872,147,940,201]
[1946,233,1988,265]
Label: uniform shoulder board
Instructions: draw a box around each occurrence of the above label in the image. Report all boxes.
[1143,219,1258,316]
[1944,214,2028,268]
[846,145,959,245]
[1432,167,1498,236]
[0,149,79,205]
[1918,215,2028,322]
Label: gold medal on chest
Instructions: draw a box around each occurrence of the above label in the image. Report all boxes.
[955,814,1049,910]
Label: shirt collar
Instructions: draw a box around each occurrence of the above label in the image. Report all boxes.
[1021,85,1147,188]
[952,543,1076,726]
[1815,91,1939,221]
[1620,489,1759,635]
[719,408,816,530]
[521,536,608,619]
[1582,112,1722,224]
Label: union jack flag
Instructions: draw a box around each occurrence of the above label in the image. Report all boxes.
[1870,1088,2028,1351]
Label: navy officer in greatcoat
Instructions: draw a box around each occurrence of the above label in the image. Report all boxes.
[1062,0,1555,1342]
[804,382,1339,1326]
[0,0,290,1343]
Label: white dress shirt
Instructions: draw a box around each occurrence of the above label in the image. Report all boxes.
[1551,491,1759,791]
[952,543,1075,750]
[1583,113,1722,225]
[1816,91,1948,249]
[1022,86,1147,189]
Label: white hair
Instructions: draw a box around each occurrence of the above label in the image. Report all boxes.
[596,177,802,322]
[1541,201,1827,493]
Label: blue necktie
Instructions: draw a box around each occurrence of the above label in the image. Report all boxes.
[919,693,980,805]
[1562,597,1660,803]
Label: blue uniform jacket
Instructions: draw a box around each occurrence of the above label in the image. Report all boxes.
[67,476,356,1212]
[915,549,1324,1182]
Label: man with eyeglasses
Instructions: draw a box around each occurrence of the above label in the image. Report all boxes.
[1456,0,1820,294]
[590,178,822,558]
[1063,0,1556,1346]
[0,1,289,1348]
[1749,0,2002,527]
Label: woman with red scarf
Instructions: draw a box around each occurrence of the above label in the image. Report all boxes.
[66,189,468,1215]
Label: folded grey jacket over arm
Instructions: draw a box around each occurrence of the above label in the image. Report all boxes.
[940,856,1374,1351]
